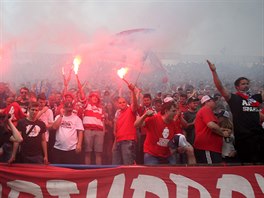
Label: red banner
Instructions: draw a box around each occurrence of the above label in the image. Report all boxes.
[0,163,263,197]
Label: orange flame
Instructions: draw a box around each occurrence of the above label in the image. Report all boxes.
[117,67,128,79]
[73,56,81,74]
[62,67,65,76]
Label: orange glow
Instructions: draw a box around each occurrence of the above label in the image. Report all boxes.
[73,56,81,74]
[117,67,128,79]
[62,67,65,75]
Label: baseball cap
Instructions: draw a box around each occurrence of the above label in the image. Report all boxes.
[167,134,188,149]
[163,96,174,103]
[217,110,230,118]
[64,101,73,108]
[200,95,216,104]
[187,97,199,104]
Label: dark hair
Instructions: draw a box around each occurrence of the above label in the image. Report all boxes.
[37,93,46,100]
[20,87,29,92]
[28,101,39,109]
[234,77,249,87]
[180,93,187,98]
[143,93,152,99]
[160,101,177,115]
[153,98,162,104]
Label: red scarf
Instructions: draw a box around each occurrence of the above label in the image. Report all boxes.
[236,92,260,107]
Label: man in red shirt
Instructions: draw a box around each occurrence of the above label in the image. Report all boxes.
[135,97,196,165]
[137,93,157,164]
[194,95,231,164]
[112,83,138,165]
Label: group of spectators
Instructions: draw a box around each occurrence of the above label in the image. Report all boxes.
[0,60,263,165]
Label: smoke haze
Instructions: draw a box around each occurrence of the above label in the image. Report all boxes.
[0,0,263,85]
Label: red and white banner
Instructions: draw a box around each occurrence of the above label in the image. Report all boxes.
[0,163,263,197]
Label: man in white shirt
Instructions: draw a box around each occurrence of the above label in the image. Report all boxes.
[51,101,84,164]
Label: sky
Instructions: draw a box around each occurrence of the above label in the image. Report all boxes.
[0,0,263,83]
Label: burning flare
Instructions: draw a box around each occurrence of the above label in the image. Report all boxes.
[73,56,81,75]
[117,67,128,79]
[117,67,130,85]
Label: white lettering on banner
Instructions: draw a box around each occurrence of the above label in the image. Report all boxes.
[255,174,264,194]
[7,180,43,198]
[131,175,168,198]
[1,173,263,197]
[170,174,211,198]
[86,179,97,198]
[108,174,125,198]
[46,180,79,197]
[217,175,254,198]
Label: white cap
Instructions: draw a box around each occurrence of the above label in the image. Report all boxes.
[163,96,174,103]
[201,95,214,104]
[218,110,230,118]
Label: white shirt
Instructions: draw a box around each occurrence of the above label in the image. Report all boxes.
[54,114,84,151]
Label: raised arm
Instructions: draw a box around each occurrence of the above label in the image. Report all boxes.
[7,116,23,143]
[62,68,72,96]
[128,83,138,113]
[207,60,231,101]
[51,108,64,130]
[134,110,154,128]
[75,74,86,101]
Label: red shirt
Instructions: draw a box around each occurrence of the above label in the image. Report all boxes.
[115,106,137,142]
[143,113,178,158]
[194,106,222,153]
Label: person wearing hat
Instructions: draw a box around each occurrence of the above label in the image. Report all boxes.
[207,60,264,163]
[194,95,231,164]
[134,97,196,165]
[51,101,84,164]
[81,91,105,165]
[55,91,76,117]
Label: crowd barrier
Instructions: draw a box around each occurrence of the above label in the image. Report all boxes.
[0,163,263,197]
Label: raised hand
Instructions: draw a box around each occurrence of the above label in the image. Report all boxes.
[128,83,135,91]
[206,60,216,72]
[145,110,154,117]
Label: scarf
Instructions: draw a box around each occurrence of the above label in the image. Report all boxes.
[236,92,260,107]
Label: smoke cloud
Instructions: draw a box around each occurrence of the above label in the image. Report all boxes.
[0,0,263,85]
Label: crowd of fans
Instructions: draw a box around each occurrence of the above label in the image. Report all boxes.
[0,60,263,165]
